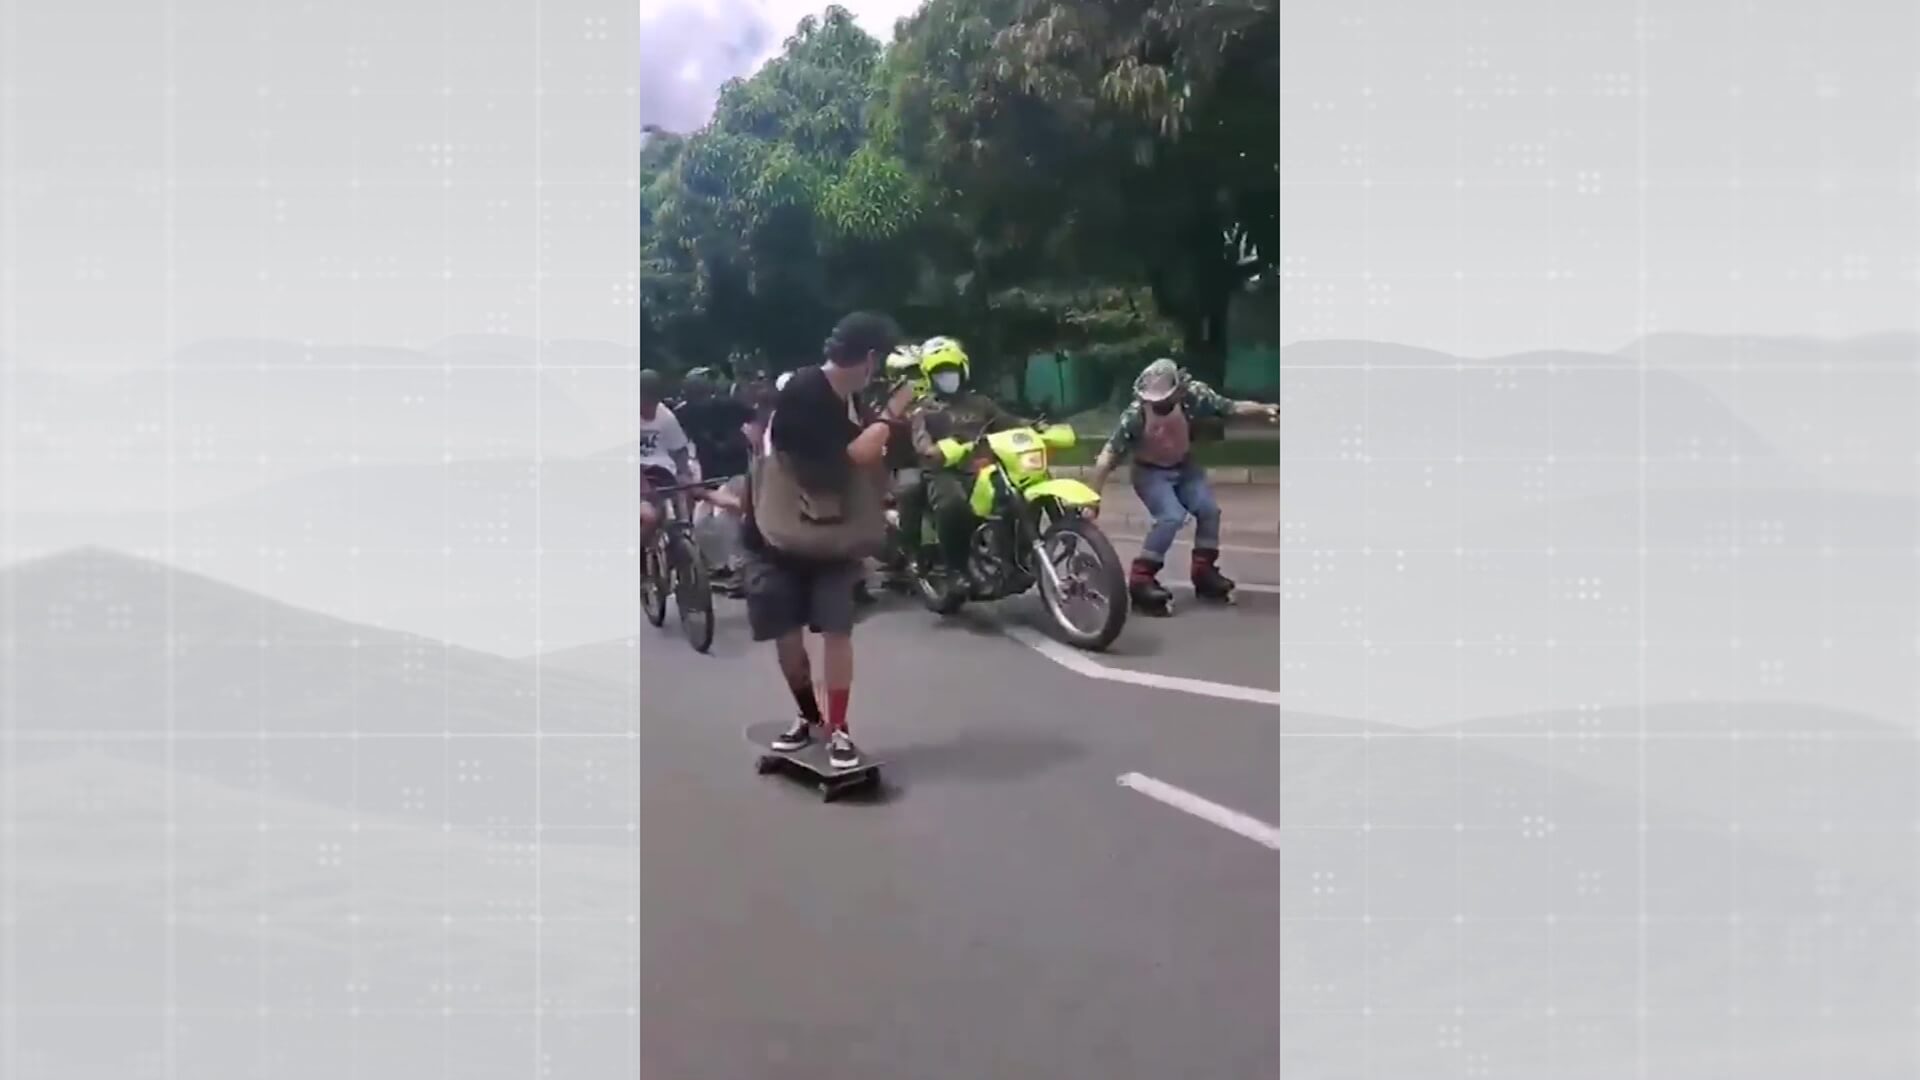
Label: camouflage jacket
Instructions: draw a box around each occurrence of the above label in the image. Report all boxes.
[1101,378,1236,460]
[910,390,1027,468]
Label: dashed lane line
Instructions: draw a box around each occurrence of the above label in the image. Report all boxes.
[1117,772,1281,851]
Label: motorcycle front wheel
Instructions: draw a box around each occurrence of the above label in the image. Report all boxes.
[1036,515,1128,651]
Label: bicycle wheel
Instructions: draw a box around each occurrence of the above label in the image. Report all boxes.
[641,540,668,628]
[670,532,715,653]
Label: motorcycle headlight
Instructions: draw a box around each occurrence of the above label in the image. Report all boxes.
[1018,450,1047,472]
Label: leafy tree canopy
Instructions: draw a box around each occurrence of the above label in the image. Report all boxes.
[642,0,1277,391]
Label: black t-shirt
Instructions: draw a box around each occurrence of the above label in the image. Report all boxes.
[771,366,866,485]
[742,365,874,555]
[675,396,754,479]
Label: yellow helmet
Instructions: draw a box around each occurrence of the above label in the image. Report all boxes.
[919,336,970,379]
[885,343,924,376]
[885,343,930,398]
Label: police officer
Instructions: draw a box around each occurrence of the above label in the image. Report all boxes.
[905,337,1028,590]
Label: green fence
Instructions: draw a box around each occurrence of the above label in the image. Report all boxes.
[1224,346,1279,399]
[1022,352,1102,414]
[1023,347,1278,413]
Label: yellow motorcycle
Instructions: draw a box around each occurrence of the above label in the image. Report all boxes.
[894,422,1129,651]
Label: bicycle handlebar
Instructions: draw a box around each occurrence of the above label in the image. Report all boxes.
[644,475,740,496]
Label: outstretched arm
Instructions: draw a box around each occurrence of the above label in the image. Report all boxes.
[1087,446,1121,496]
[1086,407,1139,510]
[1189,379,1278,424]
[849,379,916,469]
[702,483,743,511]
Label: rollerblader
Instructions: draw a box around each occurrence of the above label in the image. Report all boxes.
[1086,358,1278,614]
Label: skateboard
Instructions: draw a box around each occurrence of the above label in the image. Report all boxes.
[744,720,884,802]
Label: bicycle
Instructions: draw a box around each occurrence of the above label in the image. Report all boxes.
[641,474,732,654]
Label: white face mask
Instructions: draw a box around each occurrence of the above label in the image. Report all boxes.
[931,371,962,395]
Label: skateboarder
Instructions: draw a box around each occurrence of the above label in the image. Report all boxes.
[1085,358,1278,614]
[741,312,914,770]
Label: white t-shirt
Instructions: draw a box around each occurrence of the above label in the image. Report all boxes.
[639,404,690,476]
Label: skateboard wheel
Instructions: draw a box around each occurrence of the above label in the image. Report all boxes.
[818,782,838,803]
[755,756,780,775]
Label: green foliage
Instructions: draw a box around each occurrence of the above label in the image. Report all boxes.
[640,0,1276,387]
[1048,431,1276,468]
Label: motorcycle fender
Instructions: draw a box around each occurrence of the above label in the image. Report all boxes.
[1024,477,1102,506]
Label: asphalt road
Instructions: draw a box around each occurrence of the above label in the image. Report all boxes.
[631,551,1281,1079]
[1101,482,1280,546]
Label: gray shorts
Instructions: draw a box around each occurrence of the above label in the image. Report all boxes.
[743,549,862,641]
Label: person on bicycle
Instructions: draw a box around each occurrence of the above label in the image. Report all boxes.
[674,367,756,587]
[905,337,1028,591]
[641,369,733,543]
[1085,357,1278,613]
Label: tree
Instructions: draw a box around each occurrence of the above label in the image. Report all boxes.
[873,0,1278,384]
[640,2,1277,390]
[641,7,932,370]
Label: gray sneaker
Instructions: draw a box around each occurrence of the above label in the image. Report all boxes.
[771,718,814,752]
[827,730,862,770]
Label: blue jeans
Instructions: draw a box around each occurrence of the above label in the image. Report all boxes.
[1130,459,1220,562]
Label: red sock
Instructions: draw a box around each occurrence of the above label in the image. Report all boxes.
[826,687,851,733]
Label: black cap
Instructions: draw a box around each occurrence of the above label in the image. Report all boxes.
[824,311,902,366]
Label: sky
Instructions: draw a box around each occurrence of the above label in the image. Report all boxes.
[639,0,928,133]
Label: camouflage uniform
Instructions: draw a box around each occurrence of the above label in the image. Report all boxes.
[902,389,1028,572]
[1100,378,1237,462]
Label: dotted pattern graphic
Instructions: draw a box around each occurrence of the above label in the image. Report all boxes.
[1282,3,1919,1077]
[1,2,640,1078]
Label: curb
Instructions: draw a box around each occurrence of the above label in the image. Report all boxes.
[1056,464,1278,486]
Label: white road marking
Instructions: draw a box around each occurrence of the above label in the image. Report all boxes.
[1170,580,1282,594]
[1117,772,1281,851]
[1004,626,1281,708]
